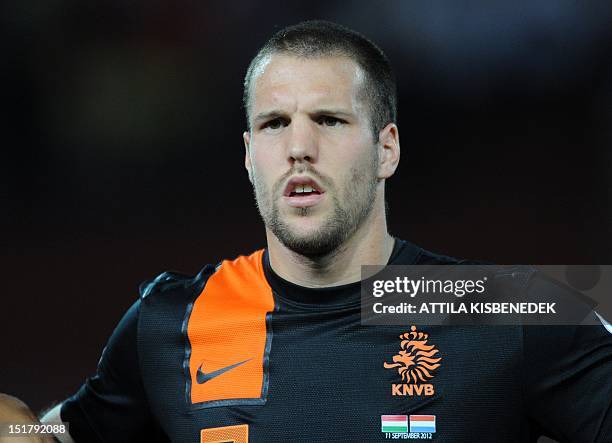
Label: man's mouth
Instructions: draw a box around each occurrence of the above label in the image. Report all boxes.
[282,176,325,208]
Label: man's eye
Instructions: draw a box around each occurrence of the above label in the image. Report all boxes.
[262,118,286,130]
[317,116,343,127]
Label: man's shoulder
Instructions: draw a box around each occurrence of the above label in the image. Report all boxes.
[413,245,464,265]
[138,249,266,300]
[415,242,603,322]
[413,243,494,267]
[413,242,541,290]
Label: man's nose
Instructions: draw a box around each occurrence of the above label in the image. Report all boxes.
[286,119,318,165]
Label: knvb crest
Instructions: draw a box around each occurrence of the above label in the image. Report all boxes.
[384,325,441,396]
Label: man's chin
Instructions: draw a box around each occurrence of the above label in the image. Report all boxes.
[281,213,329,234]
[277,235,340,257]
[271,221,346,257]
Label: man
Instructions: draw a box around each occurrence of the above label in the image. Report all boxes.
[2,20,611,443]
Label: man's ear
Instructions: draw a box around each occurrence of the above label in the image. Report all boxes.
[243,130,254,184]
[376,123,400,180]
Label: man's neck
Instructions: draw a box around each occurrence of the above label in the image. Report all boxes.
[266,215,395,288]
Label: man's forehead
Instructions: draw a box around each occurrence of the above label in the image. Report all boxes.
[250,54,366,113]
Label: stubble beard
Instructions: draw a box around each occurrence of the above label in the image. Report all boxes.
[252,160,379,258]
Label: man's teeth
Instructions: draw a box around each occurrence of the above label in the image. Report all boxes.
[294,185,314,194]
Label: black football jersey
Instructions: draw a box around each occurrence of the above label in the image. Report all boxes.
[60,239,612,442]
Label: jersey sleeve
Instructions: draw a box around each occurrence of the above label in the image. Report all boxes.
[522,275,612,442]
[60,299,166,442]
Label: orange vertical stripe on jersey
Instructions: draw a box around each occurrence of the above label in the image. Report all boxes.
[187,249,275,404]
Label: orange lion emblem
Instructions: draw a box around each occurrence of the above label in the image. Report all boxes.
[384,325,441,383]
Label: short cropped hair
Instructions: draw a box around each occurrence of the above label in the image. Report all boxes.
[243,20,397,140]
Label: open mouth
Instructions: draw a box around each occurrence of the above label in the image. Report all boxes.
[283,177,325,208]
[288,184,322,198]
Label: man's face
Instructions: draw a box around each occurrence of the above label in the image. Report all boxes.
[243,54,380,256]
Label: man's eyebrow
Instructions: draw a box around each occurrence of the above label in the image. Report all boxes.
[252,108,355,125]
[310,109,354,118]
[252,110,286,124]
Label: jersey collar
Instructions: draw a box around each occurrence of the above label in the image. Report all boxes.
[262,238,422,308]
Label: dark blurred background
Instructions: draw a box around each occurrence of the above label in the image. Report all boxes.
[1,0,611,425]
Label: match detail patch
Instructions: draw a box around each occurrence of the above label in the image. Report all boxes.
[201,424,248,443]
